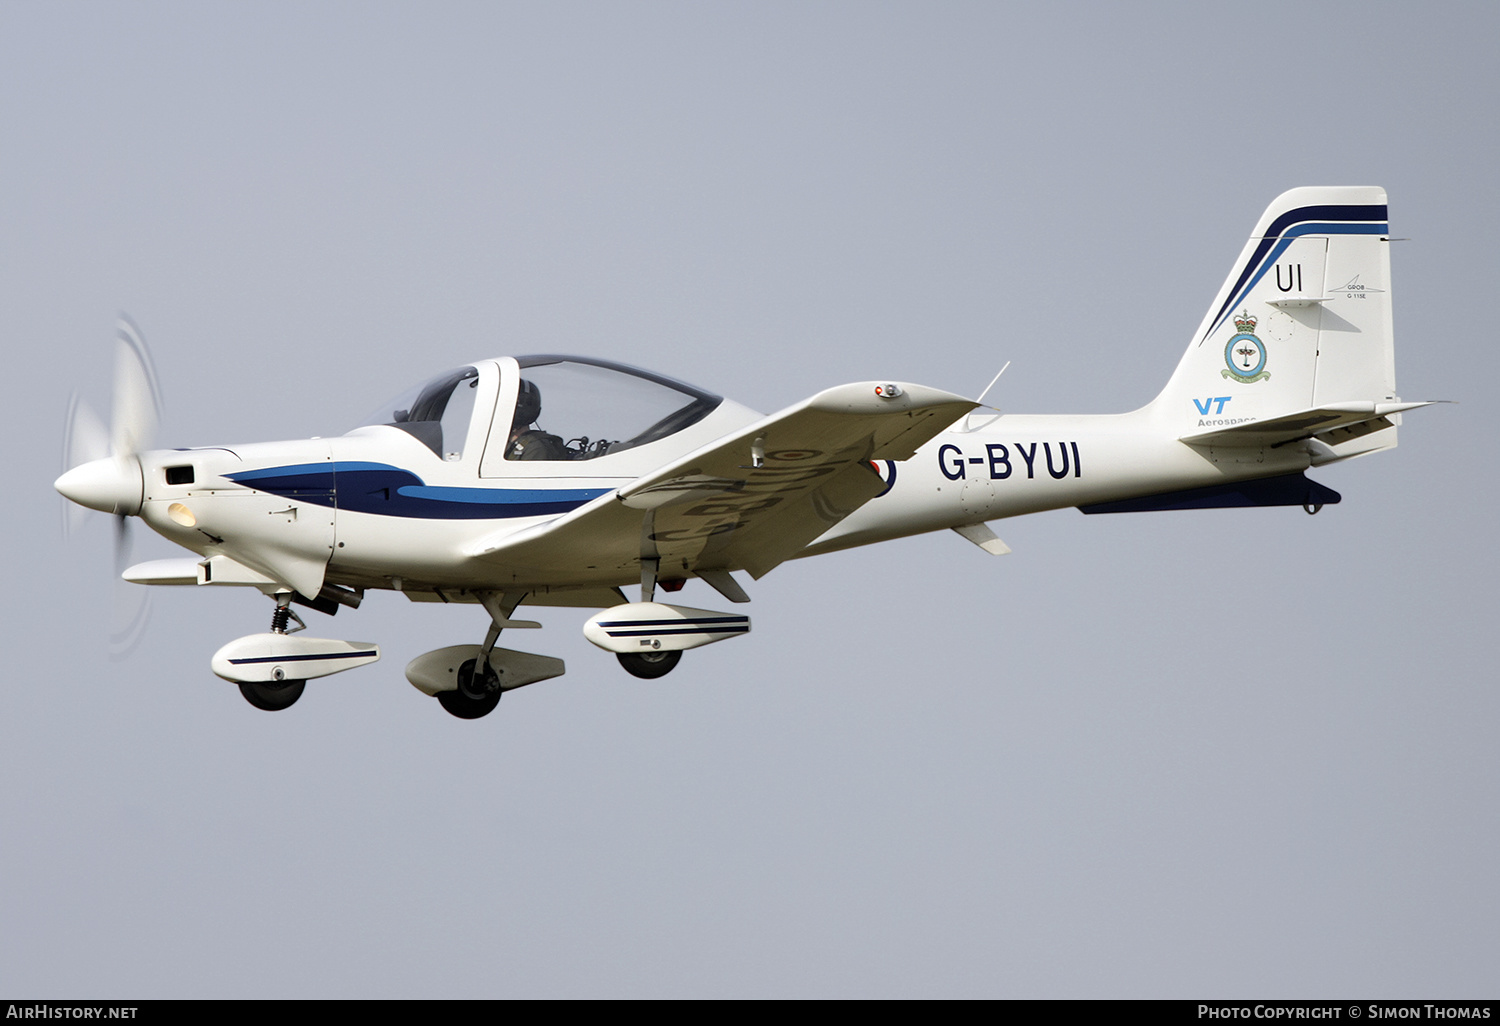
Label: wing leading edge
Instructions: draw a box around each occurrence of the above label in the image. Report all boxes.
[466,381,975,582]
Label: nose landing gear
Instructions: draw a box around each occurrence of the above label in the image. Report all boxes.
[240,594,307,711]
[210,590,381,711]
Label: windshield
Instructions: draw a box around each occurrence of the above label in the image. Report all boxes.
[504,356,722,461]
[353,365,480,460]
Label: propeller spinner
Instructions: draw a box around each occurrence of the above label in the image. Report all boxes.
[56,317,162,514]
[57,317,164,656]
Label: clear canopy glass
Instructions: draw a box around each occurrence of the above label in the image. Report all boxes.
[353,365,480,461]
[503,356,722,462]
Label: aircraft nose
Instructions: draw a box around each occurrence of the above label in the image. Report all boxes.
[55,456,143,515]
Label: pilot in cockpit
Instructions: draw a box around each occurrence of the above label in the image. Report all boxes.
[506,379,568,461]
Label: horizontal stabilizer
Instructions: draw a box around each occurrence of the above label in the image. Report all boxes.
[1079,472,1340,514]
[1180,401,1436,448]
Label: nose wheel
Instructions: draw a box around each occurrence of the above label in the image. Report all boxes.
[235,595,310,711]
[436,658,503,719]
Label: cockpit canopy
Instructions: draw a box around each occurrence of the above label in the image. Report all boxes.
[355,365,481,461]
[353,355,724,464]
[503,356,722,461]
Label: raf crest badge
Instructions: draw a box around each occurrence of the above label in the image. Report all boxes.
[1223,311,1270,383]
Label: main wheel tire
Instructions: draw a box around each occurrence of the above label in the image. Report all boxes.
[238,678,305,711]
[437,658,502,719]
[617,649,682,679]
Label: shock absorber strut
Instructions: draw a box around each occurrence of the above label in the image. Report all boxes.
[269,593,305,635]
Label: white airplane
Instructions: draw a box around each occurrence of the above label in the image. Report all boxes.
[56,186,1434,717]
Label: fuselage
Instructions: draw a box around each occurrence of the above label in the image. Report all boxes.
[126,393,1310,598]
[807,405,1310,555]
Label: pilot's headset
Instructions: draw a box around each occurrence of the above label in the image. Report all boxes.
[513,378,542,428]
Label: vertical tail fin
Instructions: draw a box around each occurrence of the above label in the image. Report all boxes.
[1152,187,1399,456]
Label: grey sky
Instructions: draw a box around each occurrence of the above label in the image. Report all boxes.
[3,1,1495,997]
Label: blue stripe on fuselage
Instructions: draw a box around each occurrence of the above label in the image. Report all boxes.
[1201,203,1389,343]
[224,462,612,520]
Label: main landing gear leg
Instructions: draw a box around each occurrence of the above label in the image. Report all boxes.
[616,556,682,677]
[640,557,658,604]
[435,590,529,720]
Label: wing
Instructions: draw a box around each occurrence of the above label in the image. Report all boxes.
[467,381,975,582]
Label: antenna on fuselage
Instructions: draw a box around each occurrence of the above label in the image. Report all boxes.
[973,361,1011,410]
